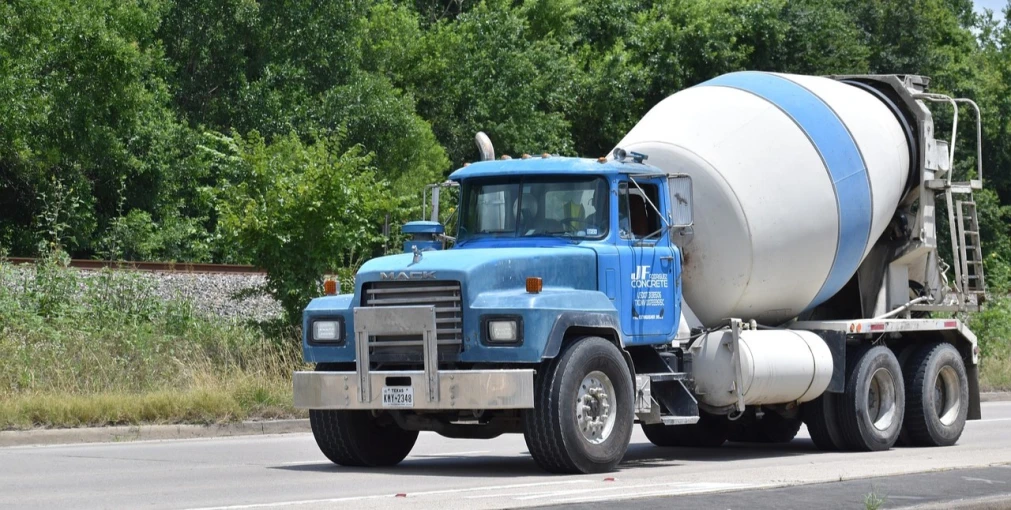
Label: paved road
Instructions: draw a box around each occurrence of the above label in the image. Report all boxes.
[4,402,1011,510]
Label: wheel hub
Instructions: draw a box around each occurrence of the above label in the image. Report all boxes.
[935,365,961,426]
[576,371,617,444]
[866,367,897,431]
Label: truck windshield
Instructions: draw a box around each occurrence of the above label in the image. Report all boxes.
[458,176,608,241]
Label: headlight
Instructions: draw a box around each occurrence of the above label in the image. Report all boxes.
[488,320,517,342]
[483,316,522,344]
[312,319,343,343]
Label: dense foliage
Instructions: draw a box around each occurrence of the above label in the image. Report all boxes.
[3,0,1011,321]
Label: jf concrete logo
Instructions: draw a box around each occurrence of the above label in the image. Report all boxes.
[630,265,668,288]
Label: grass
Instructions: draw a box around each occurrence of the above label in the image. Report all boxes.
[968,296,1011,391]
[0,253,307,430]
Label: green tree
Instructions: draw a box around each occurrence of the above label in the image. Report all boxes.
[208,130,399,322]
[403,0,578,167]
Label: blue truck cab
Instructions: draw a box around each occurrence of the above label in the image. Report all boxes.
[294,153,696,474]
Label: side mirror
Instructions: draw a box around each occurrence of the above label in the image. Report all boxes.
[667,174,694,228]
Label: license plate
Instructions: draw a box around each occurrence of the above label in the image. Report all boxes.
[382,386,414,408]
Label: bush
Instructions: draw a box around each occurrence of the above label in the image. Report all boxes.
[207,130,401,323]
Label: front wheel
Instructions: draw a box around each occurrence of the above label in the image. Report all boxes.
[309,410,418,467]
[523,337,634,474]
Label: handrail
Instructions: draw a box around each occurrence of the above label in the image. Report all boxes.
[913,93,959,185]
[955,98,983,186]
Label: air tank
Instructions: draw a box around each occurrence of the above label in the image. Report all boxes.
[616,71,911,327]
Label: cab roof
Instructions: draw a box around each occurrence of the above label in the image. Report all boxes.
[447,156,666,181]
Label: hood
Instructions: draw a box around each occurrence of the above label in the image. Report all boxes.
[355,246,598,296]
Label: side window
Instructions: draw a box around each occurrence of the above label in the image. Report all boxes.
[618,181,661,240]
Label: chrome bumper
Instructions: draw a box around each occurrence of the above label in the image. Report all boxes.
[294,305,535,410]
[293,369,535,409]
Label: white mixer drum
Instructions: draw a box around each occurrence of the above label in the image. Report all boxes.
[617,71,910,326]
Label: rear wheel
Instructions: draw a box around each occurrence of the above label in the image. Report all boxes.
[836,346,905,451]
[523,337,634,474]
[309,409,418,467]
[902,343,969,446]
[752,412,802,443]
[803,392,845,451]
[642,410,729,448]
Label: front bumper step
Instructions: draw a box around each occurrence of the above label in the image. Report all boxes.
[293,369,536,410]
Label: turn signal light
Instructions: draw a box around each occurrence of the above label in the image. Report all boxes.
[323,279,338,295]
[526,277,543,294]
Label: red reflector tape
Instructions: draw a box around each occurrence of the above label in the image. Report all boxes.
[870,323,885,332]
[944,320,958,328]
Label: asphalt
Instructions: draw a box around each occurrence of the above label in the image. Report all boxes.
[3,401,1011,509]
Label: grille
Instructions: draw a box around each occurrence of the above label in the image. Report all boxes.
[362,280,463,362]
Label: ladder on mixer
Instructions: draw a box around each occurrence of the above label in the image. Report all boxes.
[954,198,986,303]
[917,92,988,312]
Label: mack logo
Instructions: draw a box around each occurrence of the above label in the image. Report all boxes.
[380,271,436,281]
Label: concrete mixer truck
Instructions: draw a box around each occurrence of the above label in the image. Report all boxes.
[293,71,988,474]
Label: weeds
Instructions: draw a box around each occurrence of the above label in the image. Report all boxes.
[864,490,886,510]
[0,252,306,429]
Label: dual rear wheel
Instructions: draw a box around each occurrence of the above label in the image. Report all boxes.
[804,342,968,451]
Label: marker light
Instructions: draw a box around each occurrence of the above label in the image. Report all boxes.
[323,279,338,295]
[526,277,543,293]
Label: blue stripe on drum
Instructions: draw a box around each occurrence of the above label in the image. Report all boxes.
[698,71,872,310]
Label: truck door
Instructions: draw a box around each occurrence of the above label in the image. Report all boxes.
[617,180,677,342]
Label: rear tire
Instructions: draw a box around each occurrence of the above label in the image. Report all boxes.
[309,409,418,467]
[523,337,634,474]
[753,412,802,443]
[642,410,728,448]
[803,392,845,451]
[836,346,905,451]
[902,343,969,447]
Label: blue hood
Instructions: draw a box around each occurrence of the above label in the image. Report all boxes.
[355,246,598,294]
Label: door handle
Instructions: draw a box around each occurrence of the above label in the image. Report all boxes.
[660,256,675,261]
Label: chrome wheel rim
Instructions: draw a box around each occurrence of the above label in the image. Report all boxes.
[576,370,616,444]
[935,365,961,426]
[866,367,897,431]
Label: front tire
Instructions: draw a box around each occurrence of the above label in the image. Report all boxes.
[523,337,634,474]
[309,410,419,467]
[902,343,969,446]
[836,346,905,451]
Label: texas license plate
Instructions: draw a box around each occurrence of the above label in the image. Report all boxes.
[382,386,414,408]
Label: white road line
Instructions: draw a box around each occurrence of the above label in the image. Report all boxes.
[185,479,593,510]
[510,481,748,502]
[551,483,767,504]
